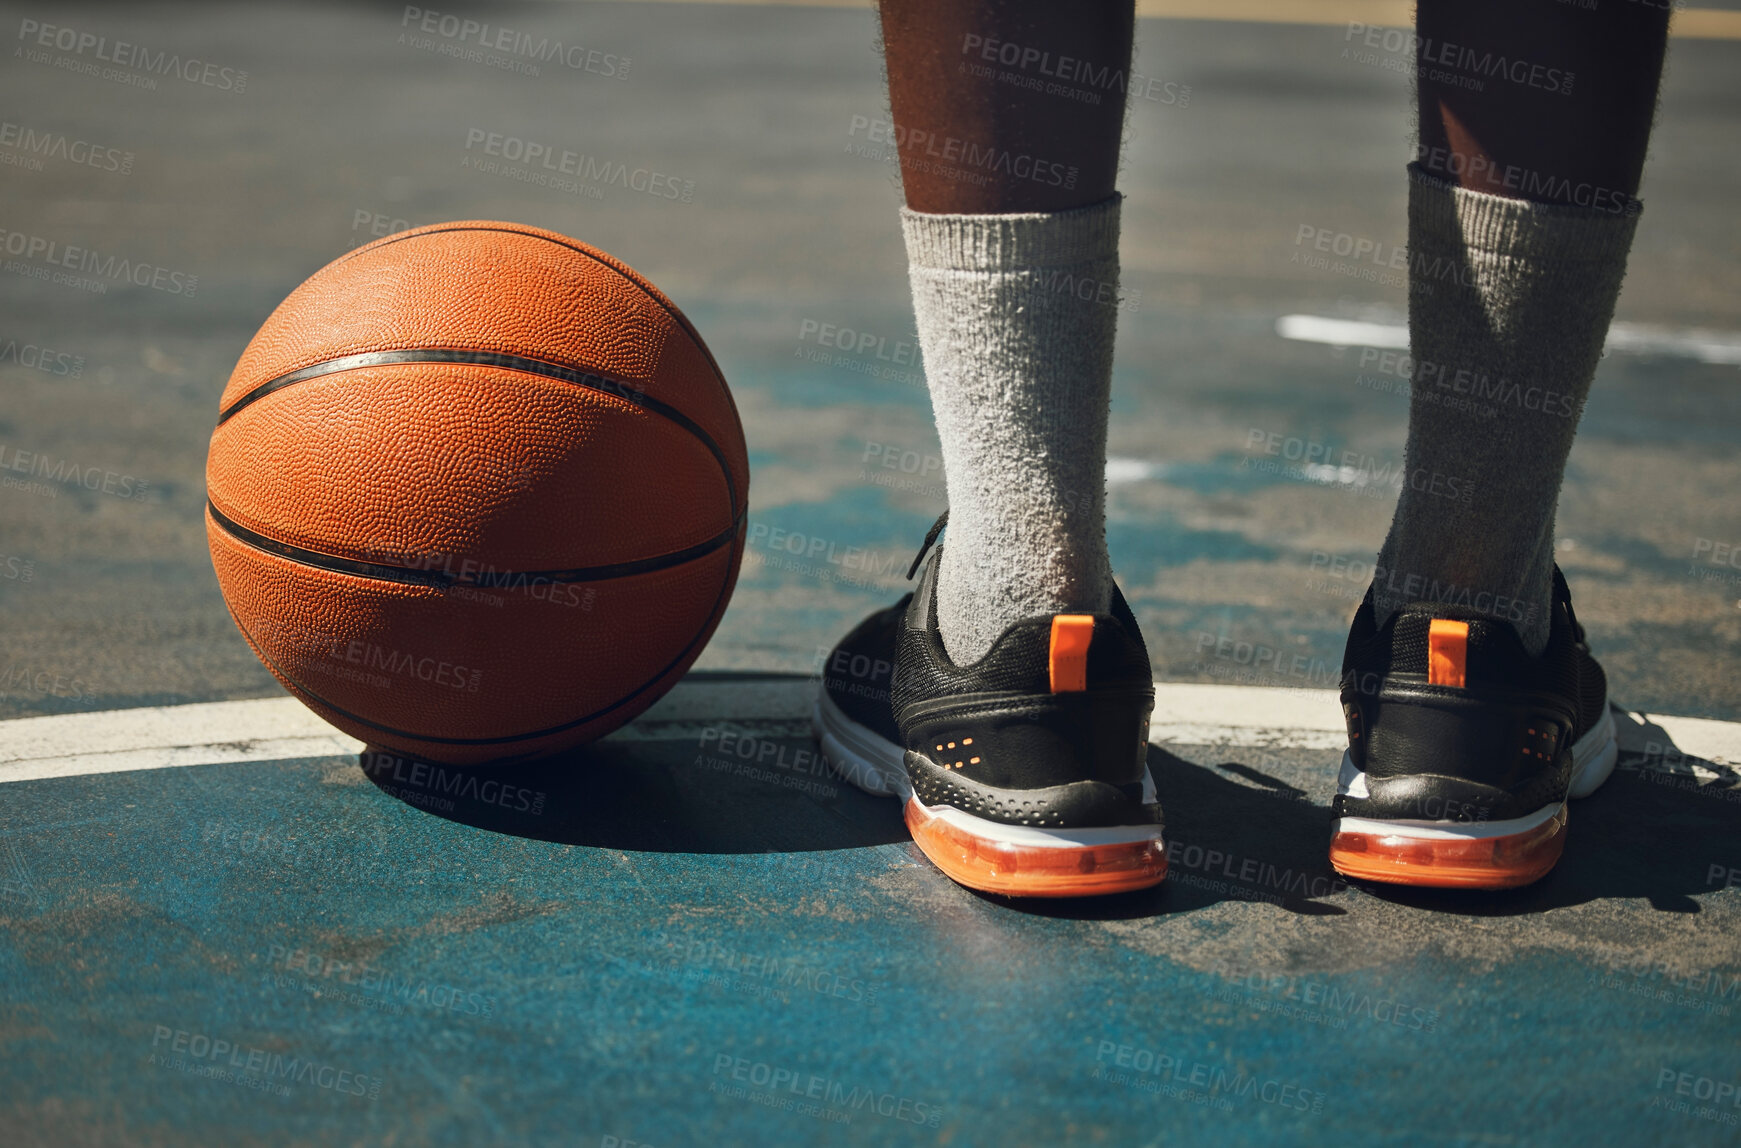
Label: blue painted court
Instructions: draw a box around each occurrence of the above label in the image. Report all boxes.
[5,675,1740,1144]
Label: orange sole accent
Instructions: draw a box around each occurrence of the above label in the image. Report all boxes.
[903,799,1167,898]
[1327,805,1567,889]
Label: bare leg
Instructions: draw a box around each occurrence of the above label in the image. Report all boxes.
[1416,0,1669,203]
[879,1,1131,212]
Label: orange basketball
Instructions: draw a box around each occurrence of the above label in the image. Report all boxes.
[205,221,748,765]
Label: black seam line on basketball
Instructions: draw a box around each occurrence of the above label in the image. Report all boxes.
[222,348,669,437]
[333,225,696,347]
[270,222,743,512]
[208,500,743,588]
[307,221,740,509]
[217,347,739,519]
[219,528,743,748]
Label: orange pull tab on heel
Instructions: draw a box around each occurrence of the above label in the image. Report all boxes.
[1049,615,1094,693]
[1427,619,1468,688]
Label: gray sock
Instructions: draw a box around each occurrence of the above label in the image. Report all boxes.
[1374,163,1641,654]
[901,196,1122,665]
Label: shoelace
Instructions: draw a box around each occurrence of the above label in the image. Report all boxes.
[905,510,949,581]
[1551,565,1585,645]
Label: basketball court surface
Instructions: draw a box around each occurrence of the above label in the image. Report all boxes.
[4,2,1740,1143]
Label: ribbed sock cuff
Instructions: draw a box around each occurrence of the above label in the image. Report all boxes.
[1407,163,1641,263]
[899,194,1122,272]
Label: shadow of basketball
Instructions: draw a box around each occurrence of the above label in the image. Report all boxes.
[356,672,911,854]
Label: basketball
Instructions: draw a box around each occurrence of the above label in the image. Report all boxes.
[204,221,748,765]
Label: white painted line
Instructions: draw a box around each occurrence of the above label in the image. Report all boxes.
[0,698,365,783]
[1106,457,1163,485]
[1149,682,1346,749]
[1277,314,1741,366]
[1605,322,1741,365]
[16,735,367,782]
[1277,314,1409,350]
[0,681,1734,784]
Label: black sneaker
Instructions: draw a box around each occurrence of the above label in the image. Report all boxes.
[813,517,1165,897]
[1329,566,1617,888]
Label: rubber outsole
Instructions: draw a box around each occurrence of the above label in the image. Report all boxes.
[1328,703,1617,889]
[903,799,1167,898]
[813,688,1167,898]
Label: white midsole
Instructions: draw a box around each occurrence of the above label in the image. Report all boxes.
[812,686,1161,847]
[812,687,910,800]
[924,803,1165,849]
[1334,803,1562,842]
[1334,699,1617,840]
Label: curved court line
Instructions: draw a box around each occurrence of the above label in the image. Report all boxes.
[0,682,1734,785]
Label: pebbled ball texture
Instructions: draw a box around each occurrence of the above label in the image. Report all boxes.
[205,221,748,764]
